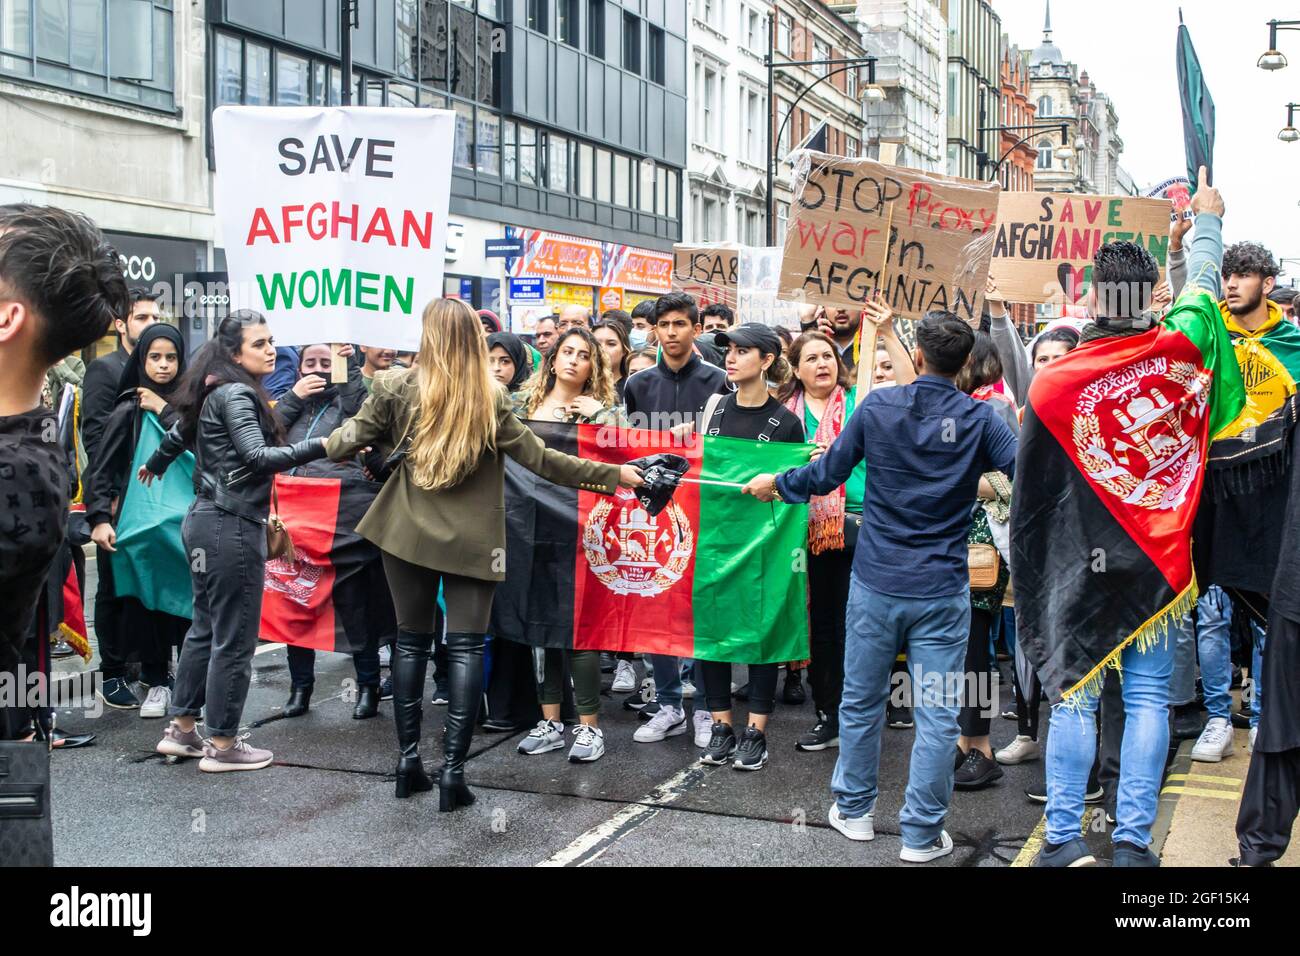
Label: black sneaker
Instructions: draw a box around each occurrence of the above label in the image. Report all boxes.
[699,721,737,765]
[1171,703,1205,740]
[887,703,913,729]
[379,676,393,702]
[599,652,616,674]
[98,676,140,710]
[1231,706,1252,729]
[1025,777,1104,804]
[636,699,662,721]
[431,677,450,706]
[953,748,1004,790]
[796,712,839,752]
[732,682,750,702]
[623,678,656,712]
[733,726,768,771]
[782,671,806,705]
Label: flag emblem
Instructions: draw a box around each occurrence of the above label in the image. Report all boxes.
[582,489,694,598]
[264,555,325,607]
[1071,359,1209,511]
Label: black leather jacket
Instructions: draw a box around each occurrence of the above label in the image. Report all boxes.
[146,382,326,520]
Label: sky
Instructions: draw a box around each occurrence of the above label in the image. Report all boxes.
[990,0,1299,282]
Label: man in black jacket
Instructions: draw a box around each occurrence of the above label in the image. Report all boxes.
[0,203,127,739]
[82,287,160,709]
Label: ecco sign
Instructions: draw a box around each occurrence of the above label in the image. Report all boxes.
[119,254,157,282]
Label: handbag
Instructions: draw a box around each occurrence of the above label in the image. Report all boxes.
[968,542,1001,591]
[843,512,863,552]
[266,482,296,562]
[0,732,54,866]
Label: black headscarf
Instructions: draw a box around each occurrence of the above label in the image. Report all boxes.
[116,323,187,400]
[487,332,532,391]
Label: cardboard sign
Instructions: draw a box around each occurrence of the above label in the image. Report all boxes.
[990,193,1172,304]
[778,153,1000,324]
[212,106,454,351]
[673,244,739,308]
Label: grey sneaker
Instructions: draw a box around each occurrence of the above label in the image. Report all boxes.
[568,724,605,763]
[518,719,565,755]
[198,735,274,773]
[611,659,637,693]
[156,721,205,759]
[139,684,171,719]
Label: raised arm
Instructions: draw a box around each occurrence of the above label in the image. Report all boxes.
[222,387,326,474]
[325,385,393,461]
[496,397,622,493]
[748,403,866,503]
[1179,167,1226,301]
[984,278,1033,406]
[144,419,188,477]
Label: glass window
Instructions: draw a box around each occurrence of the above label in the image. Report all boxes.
[453,99,474,170]
[244,41,270,105]
[647,25,664,84]
[476,109,499,175]
[35,0,68,63]
[813,39,829,77]
[1036,140,1053,170]
[655,166,668,216]
[449,1,474,99]
[475,15,496,105]
[2,0,32,56]
[215,33,242,105]
[478,0,502,19]
[396,0,417,79]
[577,142,594,198]
[1037,94,1052,116]
[622,12,639,73]
[639,160,655,213]
[777,13,792,55]
[526,0,545,33]
[421,0,449,89]
[519,124,538,185]
[275,51,308,105]
[665,169,677,220]
[69,0,104,73]
[557,0,578,46]
[613,152,630,206]
[587,0,604,58]
[595,147,611,203]
[548,133,569,190]
[365,78,384,106]
[388,81,418,107]
[503,120,517,180]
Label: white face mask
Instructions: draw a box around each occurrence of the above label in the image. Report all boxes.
[629,329,649,349]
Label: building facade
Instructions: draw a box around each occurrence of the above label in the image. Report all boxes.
[943,0,999,180]
[998,38,1035,336]
[832,0,946,174]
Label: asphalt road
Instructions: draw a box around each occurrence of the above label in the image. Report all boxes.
[45,645,1114,867]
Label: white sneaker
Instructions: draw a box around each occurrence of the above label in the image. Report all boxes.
[900,829,954,863]
[1248,726,1257,753]
[568,725,605,763]
[518,719,565,755]
[633,704,687,743]
[378,645,392,668]
[828,804,875,842]
[995,735,1040,765]
[1191,716,1234,762]
[693,708,713,748]
[139,684,171,719]
[681,679,696,699]
[612,659,637,693]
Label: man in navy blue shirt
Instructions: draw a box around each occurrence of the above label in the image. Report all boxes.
[744,311,1017,862]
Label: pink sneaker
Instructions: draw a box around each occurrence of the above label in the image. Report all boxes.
[157,721,205,759]
[198,734,274,773]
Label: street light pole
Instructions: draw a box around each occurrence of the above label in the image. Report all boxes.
[977,122,1073,183]
[765,14,775,246]
[340,0,357,105]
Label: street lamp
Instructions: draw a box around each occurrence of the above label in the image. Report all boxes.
[1258,19,1300,70]
[764,19,877,244]
[976,122,1075,182]
[1281,104,1300,141]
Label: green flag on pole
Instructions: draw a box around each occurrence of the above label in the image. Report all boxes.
[1177,18,1215,192]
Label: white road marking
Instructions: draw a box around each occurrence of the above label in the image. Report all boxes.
[254,642,289,656]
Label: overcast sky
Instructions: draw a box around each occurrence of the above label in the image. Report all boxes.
[990,0,1298,281]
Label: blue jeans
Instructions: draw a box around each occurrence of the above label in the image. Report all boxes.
[832,578,970,850]
[1250,627,1265,729]
[647,654,683,709]
[1045,627,1175,848]
[1196,586,1234,721]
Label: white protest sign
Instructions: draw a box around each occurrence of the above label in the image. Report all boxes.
[738,246,801,329]
[213,106,454,351]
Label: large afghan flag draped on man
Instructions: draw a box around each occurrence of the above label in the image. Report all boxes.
[1012,289,1246,704]
[492,423,810,664]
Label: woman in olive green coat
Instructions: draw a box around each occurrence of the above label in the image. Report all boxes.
[325,298,643,810]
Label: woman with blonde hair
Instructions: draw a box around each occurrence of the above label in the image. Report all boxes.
[326,299,643,809]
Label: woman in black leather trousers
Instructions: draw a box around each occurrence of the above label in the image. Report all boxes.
[140,312,328,773]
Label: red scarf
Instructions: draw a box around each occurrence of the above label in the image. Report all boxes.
[784,386,847,553]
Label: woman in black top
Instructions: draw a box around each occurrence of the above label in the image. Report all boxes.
[141,312,328,773]
[85,323,189,713]
[487,331,533,391]
[695,323,805,772]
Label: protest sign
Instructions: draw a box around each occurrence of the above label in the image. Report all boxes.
[673,244,739,309]
[737,246,800,329]
[778,152,999,324]
[989,192,1171,304]
[1144,176,1193,222]
[213,106,454,351]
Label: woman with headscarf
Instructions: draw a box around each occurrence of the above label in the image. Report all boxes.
[487,331,533,392]
[272,343,399,721]
[85,323,190,718]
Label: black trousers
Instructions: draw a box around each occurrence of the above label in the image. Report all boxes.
[1013,662,1043,741]
[1237,748,1300,865]
[807,546,853,717]
[699,660,777,716]
[380,552,495,634]
[93,545,127,679]
[958,608,994,738]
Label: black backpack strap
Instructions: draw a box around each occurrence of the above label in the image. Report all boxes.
[703,392,727,436]
[758,414,783,442]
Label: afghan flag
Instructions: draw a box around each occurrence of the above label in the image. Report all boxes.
[259,474,385,653]
[1177,20,1215,191]
[492,423,810,664]
[111,412,196,620]
[1012,289,1245,704]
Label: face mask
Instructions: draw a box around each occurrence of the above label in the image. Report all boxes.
[629,329,649,349]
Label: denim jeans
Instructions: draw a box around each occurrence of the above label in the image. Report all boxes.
[647,654,683,709]
[1196,586,1234,721]
[832,577,971,850]
[1044,626,1176,848]
[1249,626,1265,729]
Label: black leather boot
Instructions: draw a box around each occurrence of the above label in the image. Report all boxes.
[393,630,434,798]
[438,631,485,812]
[284,685,312,718]
[353,684,380,720]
